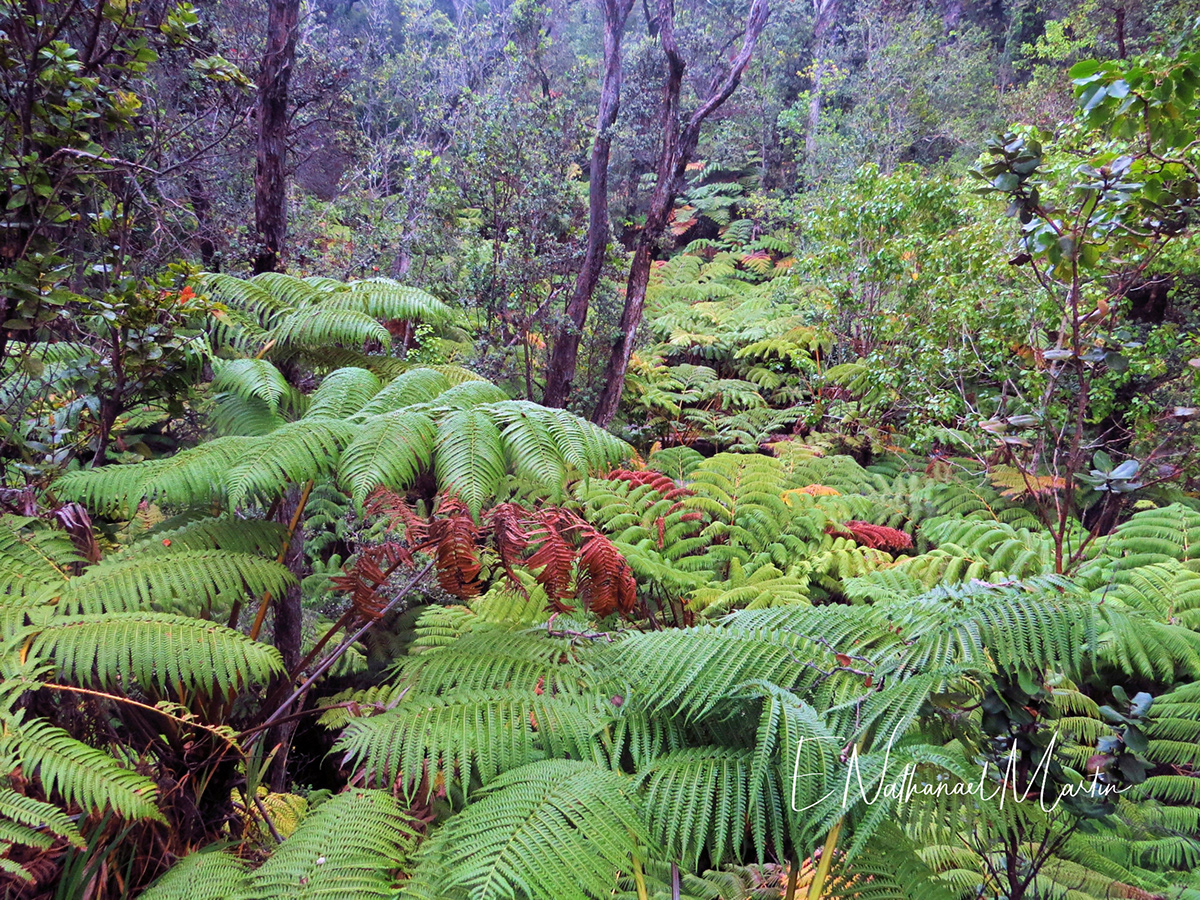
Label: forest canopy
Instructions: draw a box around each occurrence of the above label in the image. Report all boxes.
[2,0,1200,898]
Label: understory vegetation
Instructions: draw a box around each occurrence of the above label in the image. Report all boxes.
[2,0,1200,898]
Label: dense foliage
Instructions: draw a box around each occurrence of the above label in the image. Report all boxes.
[2,1,1200,899]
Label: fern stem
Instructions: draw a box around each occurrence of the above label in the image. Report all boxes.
[251,791,285,844]
[806,817,843,900]
[245,559,434,744]
[249,479,314,641]
[785,860,799,900]
[632,856,649,900]
[30,682,243,750]
[288,608,354,681]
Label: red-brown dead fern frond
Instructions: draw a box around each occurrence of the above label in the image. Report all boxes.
[427,496,482,599]
[842,521,913,552]
[364,486,429,544]
[525,512,578,610]
[487,502,530,589]
[576,532,637,617]
[602,468,693,501]
[331,543,410,620]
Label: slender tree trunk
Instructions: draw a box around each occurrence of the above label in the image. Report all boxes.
[591,0,770,427]
[804,0,838,172]
[253,0,300,275]
[543,0,635,408]
[266,485,306,791]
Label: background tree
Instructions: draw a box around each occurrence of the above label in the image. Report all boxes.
[543,0,635,409]
[253,0,301,274]
[591,0,771,426]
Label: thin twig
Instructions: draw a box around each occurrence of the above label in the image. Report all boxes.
[245,561,433,744]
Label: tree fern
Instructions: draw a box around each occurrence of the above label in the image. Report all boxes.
[58,369,629,520]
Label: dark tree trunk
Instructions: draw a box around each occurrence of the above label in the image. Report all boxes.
[187,175,217,270]
[543,0,635,409]
[591,0,770,427]
[253,0,300,275]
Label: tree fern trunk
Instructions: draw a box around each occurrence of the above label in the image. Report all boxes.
[265,484,307,791]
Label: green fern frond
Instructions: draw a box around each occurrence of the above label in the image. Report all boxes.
[211,358,291,412]
[303,367,382,420]
[639,746,788,869]
[142,790,418,900]
[55,436,257,515]
[607,627,831,721]
[272,305,391,350]
[354,368,453,417]
[489,402,570,493]
[196,272,292,329]
[647,446,705,480]
[136,849,252,900]
[394,629,593,696]
[402,760,649,900]
[424,379,509,410]
[317,683,411,729]
[338,411,436,504]
[332,278,453,323]
[31,549,293,616]
[828,823,961,900]
[0,518,79,598]
[250,789,419,899]
[338,689,607,796]
[0,786,85,849]
[208,391,288,436]
[434,408,507,516]
[125,516,287,558]
[1100,504,1200,570]
[8,717,162,821]
[226,420,352,508]
[21,612,284,691]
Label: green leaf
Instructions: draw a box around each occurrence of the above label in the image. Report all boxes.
[434,409,506,517]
